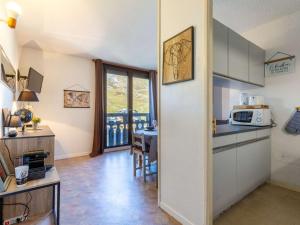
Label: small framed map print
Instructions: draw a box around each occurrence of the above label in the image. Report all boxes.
[163,26,194,85]
[64,90,90,108]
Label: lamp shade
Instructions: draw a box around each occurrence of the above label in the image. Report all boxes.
[17,90,39,102]
[5,115,22,127]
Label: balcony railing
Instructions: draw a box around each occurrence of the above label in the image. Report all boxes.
[106,113,150,148]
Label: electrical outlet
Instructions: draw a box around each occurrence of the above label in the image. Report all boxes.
[3,215,26,225]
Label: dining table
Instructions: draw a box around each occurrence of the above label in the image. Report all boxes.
[135,129,158,163]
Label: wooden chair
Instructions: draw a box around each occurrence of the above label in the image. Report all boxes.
[131,133,155,182]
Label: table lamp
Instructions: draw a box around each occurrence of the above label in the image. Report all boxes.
[16,90,39,132]
[4,115,22,137]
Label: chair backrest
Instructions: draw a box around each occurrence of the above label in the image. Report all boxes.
[132,133,146,152]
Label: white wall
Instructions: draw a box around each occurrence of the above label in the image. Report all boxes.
[19,48,95,160]
[0,1,20,136]
[159,0,210,224]
[239,10,300,188]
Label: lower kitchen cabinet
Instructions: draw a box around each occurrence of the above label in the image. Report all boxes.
[213,147,237,217]
[237,139,271,197]
[213,136,271,218]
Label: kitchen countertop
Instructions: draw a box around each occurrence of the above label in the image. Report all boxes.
[214,124,272,137]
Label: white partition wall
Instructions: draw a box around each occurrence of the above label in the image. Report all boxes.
[158,0,212,224]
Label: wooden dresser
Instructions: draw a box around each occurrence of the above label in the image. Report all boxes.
[0,126,55,221]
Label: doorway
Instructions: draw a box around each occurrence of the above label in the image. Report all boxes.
[104,65,151,149]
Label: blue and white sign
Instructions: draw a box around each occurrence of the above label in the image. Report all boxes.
[265,57,295,77]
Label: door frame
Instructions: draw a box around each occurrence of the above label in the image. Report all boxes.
[103,63,151,149]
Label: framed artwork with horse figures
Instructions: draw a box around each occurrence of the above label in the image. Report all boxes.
[162,26,194,85]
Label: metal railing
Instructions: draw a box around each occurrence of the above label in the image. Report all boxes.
[106,113,150,147]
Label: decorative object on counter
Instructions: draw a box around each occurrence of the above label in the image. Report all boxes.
[64,84,90,108]
[285,107,300,134]
[16,90,39,132]
[2,108,21,137]
[0,152,12,192]
[265,51,295,77]
[15,108,32,124]
[163,26,194,85]
[32,116,41,130]
[4,115,22,137]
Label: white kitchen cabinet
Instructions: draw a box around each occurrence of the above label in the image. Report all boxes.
[228,29,249,82]
[257,138,271,182]
[236,138,271,198]
[249,42,265,86]
[213,147,237,217]
[213,130,271,217]
[213,20,228,76]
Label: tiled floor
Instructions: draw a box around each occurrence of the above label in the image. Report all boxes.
[214,183,300,225]
[55,150,180,225]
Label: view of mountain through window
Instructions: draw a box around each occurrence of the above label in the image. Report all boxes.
[133,77,150,114]
[106,73,149,113]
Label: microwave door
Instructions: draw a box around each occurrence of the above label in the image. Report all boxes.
[233,111,253,123]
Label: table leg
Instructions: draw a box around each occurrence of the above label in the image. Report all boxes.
[138,155,142,168]
[57,183,60,225]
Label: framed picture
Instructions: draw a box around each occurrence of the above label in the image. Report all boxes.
[64,90,90,108]
[163,26,194,85]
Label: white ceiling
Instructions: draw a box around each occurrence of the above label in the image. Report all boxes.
[213,0,300,33]
[12,0,156,69]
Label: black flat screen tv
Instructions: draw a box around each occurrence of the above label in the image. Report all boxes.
[27,67,43,93]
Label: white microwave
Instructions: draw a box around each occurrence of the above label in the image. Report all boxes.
[230,108,271,126]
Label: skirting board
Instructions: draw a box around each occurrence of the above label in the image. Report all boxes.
[159,201,195,225]
[55,151,89,160]
[269,180,300,193]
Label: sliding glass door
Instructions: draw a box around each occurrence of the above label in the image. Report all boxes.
[104,66,150,148]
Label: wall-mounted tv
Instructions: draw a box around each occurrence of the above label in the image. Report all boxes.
[27,67,44,93]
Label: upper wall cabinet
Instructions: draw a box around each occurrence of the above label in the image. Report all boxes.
[213,19,265,87]
[228,30,249,82]
[249,42,265,86]
[213,20,228,76]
